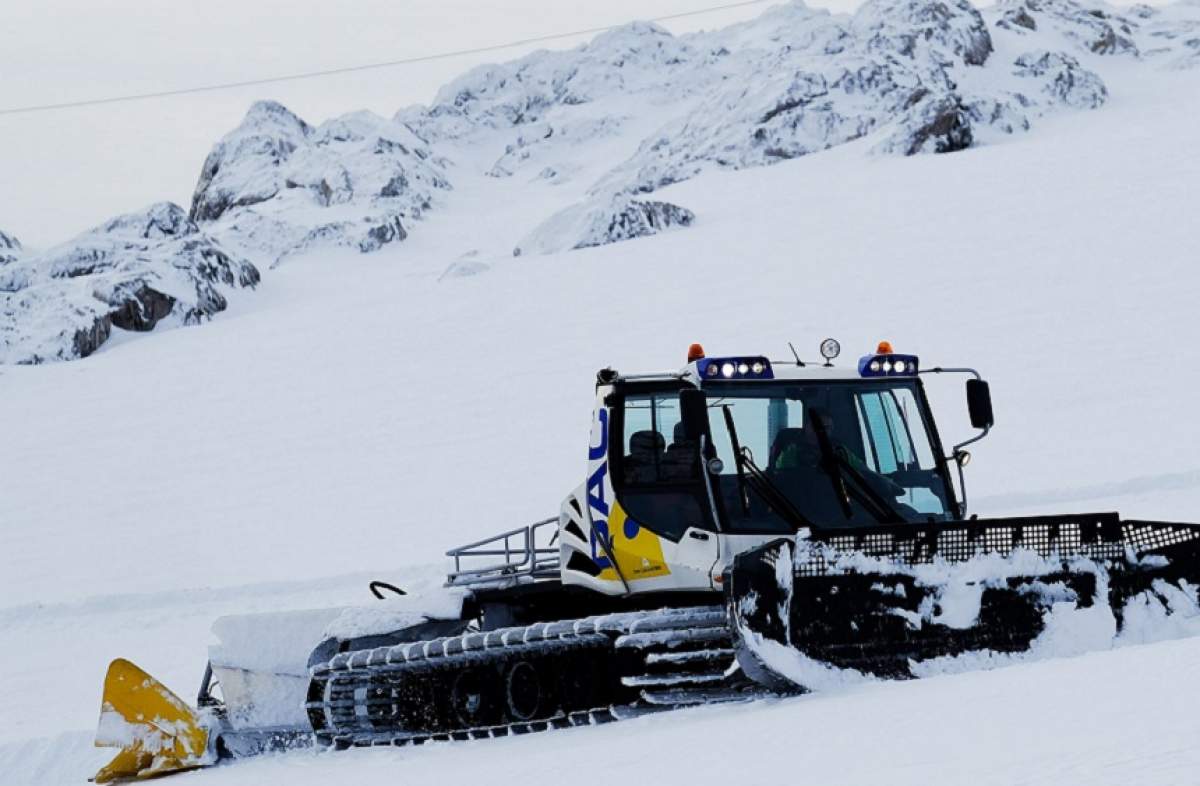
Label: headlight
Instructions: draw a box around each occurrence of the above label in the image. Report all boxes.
[751,361,765,374]
[893,360,906,373]
[721,362,735,378]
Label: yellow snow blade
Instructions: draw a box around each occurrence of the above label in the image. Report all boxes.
[93,659,212,783]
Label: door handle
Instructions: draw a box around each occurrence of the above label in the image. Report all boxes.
[689,531,710,541]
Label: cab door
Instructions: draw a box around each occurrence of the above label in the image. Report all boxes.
[609,386,720,591]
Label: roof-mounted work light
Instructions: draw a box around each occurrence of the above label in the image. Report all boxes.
[858,341,918,377]
[697,356,774,380]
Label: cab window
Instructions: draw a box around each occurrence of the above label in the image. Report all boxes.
[615,391,711,539]
[620,393,700,485]
[855,387,942,513]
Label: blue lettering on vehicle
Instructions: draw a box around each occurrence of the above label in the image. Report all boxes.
[588,409,608,460]
[588,408,612,568]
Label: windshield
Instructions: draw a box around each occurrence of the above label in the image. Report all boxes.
[704,381,953,530]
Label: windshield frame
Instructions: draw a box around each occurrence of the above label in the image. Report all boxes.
[698,377,960,531]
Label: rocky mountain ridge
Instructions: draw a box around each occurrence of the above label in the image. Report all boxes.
[3,0,1197,363]
[0,204,258,363]
[193,102,452,267]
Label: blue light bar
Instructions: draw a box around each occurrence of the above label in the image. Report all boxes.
[697,356,774,380]
[858,353,919,377]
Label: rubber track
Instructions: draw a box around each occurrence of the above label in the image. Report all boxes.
[306,606,768,748]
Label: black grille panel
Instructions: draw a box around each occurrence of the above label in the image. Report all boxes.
[795,513,1200,576]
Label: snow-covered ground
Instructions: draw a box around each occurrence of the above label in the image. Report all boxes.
[10,633,1200,785]
[3,0,1200,783]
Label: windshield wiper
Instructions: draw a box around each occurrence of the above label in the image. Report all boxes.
[722,405,815,530]
[722,405,751,514]
[738,448,816,529]
[809,408,906,525]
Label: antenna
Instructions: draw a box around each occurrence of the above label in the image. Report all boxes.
[787,342,806,367]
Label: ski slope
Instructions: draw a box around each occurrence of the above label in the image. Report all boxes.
[3,6,1200,785]
[10,633,1200,785]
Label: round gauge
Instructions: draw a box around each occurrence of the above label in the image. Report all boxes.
[819,338,841,361]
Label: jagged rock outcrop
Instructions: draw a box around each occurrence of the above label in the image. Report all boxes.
[1137,3,1200,70]
[514,195,694,256]
[190,101,311,223]
[853,0,993,66]
[398,0,1195,258]
[995,0,1139,54]
[0,203,258,363]
[875,91,975,154]
[192,102,451,266]
[412,0,1200,213]
[996,0,1200,68]
[1176,37,1200,69]
[412,23,697,134]
[450,0,1142,226]
[997,4,1039,31]
[0,230,20,265]
[576,0,998,200]
[1014,51,1108,108]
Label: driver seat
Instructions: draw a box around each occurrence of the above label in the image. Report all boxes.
[770,427,813,470]
[625,430,665,484]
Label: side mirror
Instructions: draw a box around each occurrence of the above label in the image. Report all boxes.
[966,379,994,430]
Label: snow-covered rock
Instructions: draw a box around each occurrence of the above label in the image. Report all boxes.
[852,0,993,66]
[574,0,994,197]
[0,203,258,363]
[0,230,22,265]
[1138,3,1200,69]
[1007,0,1139,55]
[574,0,1131,203]
[514,194,694,256]
[998,0,1200,69]
[1014,50,1108,108]
[1175,36,1200,68]
[873,90,974,154]
[593,59,903,195]
[402,0,1195,251]
[192,102,451,266]
[997,3,1041,31]
[418,22,697,133]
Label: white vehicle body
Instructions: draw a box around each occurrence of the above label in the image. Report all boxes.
[558,349,959,596]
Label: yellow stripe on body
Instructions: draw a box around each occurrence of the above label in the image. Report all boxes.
[598,501,671,582]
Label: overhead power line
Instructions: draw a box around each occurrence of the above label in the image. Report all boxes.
[0,0,770,117]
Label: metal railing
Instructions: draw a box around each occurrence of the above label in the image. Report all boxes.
[445,516,561,587]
